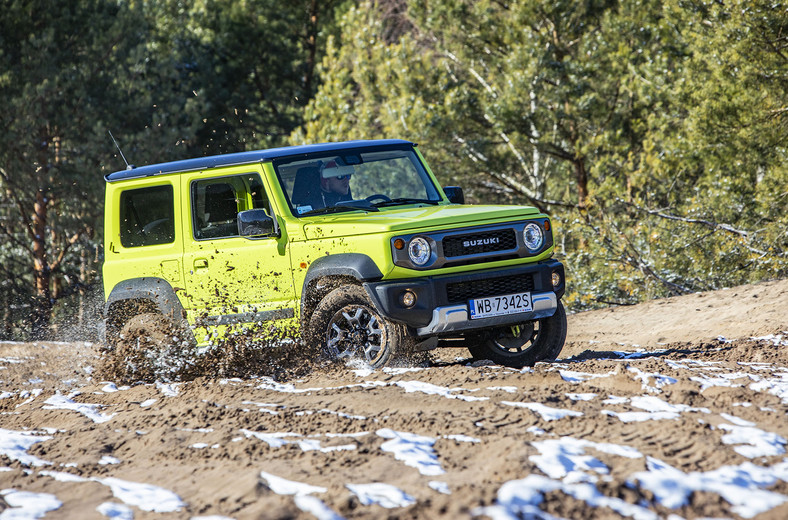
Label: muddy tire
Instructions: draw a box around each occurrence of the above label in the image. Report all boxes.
[99,313,196,383]
[306,284,409,368]
[468,301,567,368]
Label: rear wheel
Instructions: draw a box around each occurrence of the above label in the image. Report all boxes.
[468,301,567,368]
[99,312,195,383]
[307,284,409,368]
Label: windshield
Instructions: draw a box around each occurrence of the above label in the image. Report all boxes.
[274,146,443,217]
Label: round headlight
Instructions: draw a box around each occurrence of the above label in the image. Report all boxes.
[408,237,432,266]
[523,222,544,251]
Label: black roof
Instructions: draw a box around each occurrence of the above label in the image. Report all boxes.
[105,139,415,182]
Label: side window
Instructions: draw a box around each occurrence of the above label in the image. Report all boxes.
[192,173,270,240]
[119,185,175,248]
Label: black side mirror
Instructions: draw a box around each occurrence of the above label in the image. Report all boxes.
[443,186,465,204]
[237,209,275,237]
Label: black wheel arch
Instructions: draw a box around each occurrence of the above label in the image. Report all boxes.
[103,277,190,343]
[300,253,384,327]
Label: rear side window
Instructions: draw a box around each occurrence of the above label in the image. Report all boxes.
[119,185,175,248]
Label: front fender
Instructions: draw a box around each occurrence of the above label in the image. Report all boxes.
[300,253,384,323]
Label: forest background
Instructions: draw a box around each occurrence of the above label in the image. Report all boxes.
[0,0,785,339]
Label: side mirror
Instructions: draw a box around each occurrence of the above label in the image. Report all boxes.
[237,209,275,237]
[443,186,465,204]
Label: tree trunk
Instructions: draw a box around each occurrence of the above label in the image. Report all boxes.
[31,189,52,339]
[2,290,10,340]
[79,248,87,327]
[574,157,589,209]
[303,0,319,100]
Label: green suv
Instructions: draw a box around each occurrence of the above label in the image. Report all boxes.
[102,139,566,368]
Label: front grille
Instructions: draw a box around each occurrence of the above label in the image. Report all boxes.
[442,229,517,257]
[446,273,535,303]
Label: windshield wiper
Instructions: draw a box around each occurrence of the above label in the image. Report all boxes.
[372,197,441,208]
[298,200,379,216]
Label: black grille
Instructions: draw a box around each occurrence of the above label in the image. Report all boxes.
[446,274,535,303]
[442,229,517,257]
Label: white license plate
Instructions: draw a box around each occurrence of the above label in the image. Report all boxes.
[469,291,533,319]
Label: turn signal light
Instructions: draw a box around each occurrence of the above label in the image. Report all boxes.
[393,238,405,250]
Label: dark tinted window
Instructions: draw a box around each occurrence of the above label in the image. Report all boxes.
[119,185,175,248]
[191,173,269,240]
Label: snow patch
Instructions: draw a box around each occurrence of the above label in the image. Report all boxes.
[444,434,481,443]
[631,457,788,518]
[476,474,659,520]
[0,489,62,519]
[96,477,185,513]
[155,382,181,397]
[43,395,115,424]
[530,437,642,482]
[719,423,786,458]
[396,380,488,402]
[96,502,134,520]
[293,494,345,520]
[627,366,677,393]
[40,470,88,482]
[501,401,583,421]
[559,369,617,383]
[259,470,327,495]
[346,482,416,508]
[377,428,444,476]
[0,429,52,467]
[429,481,451,494]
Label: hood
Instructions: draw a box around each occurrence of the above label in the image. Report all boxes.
[301,204,542,239]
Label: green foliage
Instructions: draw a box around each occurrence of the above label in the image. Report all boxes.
[0,0,149,336]
[294,0,788,310]
[0,0,344,337]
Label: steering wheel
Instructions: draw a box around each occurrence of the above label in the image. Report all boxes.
[364,194,392,204]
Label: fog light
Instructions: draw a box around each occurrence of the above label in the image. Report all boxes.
[400,290,416,308]
[551,271,562,288]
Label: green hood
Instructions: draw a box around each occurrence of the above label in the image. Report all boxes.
[301,204,541,239]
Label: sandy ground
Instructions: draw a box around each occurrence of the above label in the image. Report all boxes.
[1,278,788,519]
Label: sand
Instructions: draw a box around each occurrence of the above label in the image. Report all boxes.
[1,278,787,519]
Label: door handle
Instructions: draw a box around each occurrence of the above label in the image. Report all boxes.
[194,258,209,269]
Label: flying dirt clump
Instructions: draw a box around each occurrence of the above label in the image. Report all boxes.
[196,324,321,381]
[96,313,199,384]
[96,314,320,384]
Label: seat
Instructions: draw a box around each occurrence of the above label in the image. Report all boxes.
[291,166,322,210]
[201,183,238,238]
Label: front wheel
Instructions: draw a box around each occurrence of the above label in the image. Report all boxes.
[307,284,408,368]
[468,301,567,368]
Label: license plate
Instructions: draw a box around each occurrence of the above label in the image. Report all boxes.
[469,292,533,319]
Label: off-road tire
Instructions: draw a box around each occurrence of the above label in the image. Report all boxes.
[99,312,196,383]
[468,301,567,368]
[306,284,409,368]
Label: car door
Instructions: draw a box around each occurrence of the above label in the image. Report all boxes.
[180,166,295,344]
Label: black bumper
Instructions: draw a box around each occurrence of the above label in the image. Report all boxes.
[363,259,565,335]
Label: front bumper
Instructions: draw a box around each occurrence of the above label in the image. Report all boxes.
[364,259,565,337]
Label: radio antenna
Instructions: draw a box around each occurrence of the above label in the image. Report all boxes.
[108,130,133,170]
